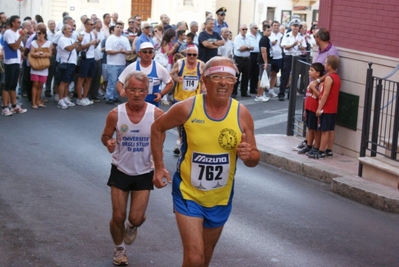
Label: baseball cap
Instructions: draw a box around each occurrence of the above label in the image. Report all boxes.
[139,42,154,50]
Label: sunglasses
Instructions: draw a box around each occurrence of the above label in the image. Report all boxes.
[241,28,248,31]
[128,21,134,24]
[140,50,154,54]
[187,53,197,57]
[144,26,150,29]
[37,31,43,35]
[88,23,94,26]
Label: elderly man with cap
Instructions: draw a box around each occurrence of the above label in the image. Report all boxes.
[117,42,174,107]
[214,7,228,35]
[278,17,306,101]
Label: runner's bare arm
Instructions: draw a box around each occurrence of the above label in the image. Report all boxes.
[237,104,260,167]
[101,108,118,153]
[151,99,193,188]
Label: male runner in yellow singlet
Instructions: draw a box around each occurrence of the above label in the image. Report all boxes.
[170,45,205,155]
[151,57,260,267]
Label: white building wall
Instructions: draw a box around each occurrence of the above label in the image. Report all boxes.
[1,0,42,20]
[150,0,215,26]
[2,0,319,31]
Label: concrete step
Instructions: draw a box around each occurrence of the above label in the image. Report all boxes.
[256,135,399,213]
[358,156,399,189]
[332,175,399,213]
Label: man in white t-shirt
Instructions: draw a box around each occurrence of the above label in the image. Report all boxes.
[56,24,83,109]
[75,18,100,106]
[2,15,27,116]
[89,18,105,102]
[116,42,174,107]
[269,21,283,92]
[105,24,131,104]
[52,16,78,102]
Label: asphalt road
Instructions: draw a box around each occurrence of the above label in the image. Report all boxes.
[0,95,398,267]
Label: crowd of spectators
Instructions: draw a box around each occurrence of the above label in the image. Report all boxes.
[0,9,324,116]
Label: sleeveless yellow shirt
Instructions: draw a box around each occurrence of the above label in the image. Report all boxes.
[175,95,242,207]
[173,59,202,101]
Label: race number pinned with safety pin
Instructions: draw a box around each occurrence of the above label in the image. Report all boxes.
[191,152,230,191]
[147,77,161,94]
[183,76,199,91]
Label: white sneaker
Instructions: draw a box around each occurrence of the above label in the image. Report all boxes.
[261,95,270,102]
[113,247,128,266]
[76,98,89,106]
[54,94,59,102]
[11,106,27,114]
[57,100,68,109]
[1,107,13,116]
[173,140,181,155]
[268,90,278,98]
[64,98,75,107]
[255,96,269,102]
[84,97,94,105]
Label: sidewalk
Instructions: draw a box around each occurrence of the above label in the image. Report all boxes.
[255,134,399,213]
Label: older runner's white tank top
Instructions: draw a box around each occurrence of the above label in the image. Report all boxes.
[112,103,155,176]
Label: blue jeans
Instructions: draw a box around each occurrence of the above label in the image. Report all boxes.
[106,65,125,101]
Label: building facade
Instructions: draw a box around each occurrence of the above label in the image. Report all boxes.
[1,0,319,35]
[318,0,399,158]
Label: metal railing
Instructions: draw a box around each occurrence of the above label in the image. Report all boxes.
[286,56,311,137]
[358,63,399,176]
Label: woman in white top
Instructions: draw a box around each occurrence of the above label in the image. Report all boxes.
[29,27,53,109]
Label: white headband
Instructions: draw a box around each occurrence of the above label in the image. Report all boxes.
[204,66,237,76]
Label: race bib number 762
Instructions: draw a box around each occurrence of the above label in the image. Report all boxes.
[190,152,230,191]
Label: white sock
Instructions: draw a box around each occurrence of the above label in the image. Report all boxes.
[115,243,125,249]
[126,221,133,228]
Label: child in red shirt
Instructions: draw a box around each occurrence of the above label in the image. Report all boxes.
[298,62,325,155]
[309,55,341,159]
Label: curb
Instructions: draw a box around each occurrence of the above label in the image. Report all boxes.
[257,140,399,213]
[258,144,354,184]
[331,176,399,213]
